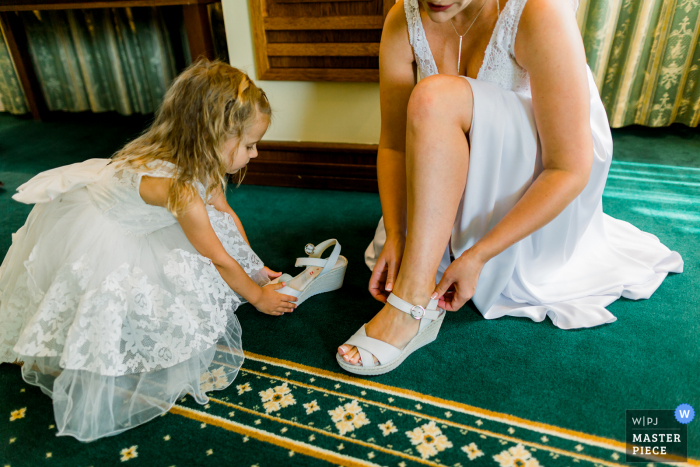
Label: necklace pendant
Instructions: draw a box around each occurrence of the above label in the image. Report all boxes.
[457,36,463,75]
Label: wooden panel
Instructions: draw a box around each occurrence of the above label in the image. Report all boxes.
[265,1,382,17]
[0,0,215,11]
[275,0,367,3]
[267,42,379,57]
[382,0,393,17]
[266,29,381,44]
[263,15,383,30]
[243,141,378,192]
[249,0,391,81]
[269,56,378,69]
[249,0,271,78]
[183,3,216,61]
[260,67,378,81]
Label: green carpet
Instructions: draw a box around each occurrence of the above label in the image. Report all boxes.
[0,112,698,466]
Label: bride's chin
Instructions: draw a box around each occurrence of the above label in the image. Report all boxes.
[425,12,454,23]
[422,8,457,23]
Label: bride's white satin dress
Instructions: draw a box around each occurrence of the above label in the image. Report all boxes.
[365,0,683,329]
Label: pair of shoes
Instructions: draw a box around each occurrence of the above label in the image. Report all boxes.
[274,239,347,306]
[336,293,445,375]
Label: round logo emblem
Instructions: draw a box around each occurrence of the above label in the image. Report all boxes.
[675,404,694,424]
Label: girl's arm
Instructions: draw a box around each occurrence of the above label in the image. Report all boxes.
[368,0,418,300]
[433,0,593,306]
[140,176,295,315]
[208,186,250,245]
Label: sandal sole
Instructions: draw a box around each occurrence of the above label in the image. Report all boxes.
[294,257,348,306]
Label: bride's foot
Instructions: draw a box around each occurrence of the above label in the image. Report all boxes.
[337,299,423,366]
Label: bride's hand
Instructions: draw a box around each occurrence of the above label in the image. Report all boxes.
[431,248,486,311]
[263,266,282,281]
[368,235,405,303]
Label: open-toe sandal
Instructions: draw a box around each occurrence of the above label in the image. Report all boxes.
[274,239,347,306]
[336,292,445,375]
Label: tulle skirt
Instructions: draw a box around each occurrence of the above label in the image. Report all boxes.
[366,68,684,329]
[0,187,266,441]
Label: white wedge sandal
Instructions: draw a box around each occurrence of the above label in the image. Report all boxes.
[274,239,348,306]
[336,293,445,375]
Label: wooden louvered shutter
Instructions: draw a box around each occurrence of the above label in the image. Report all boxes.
[249,0,394,82]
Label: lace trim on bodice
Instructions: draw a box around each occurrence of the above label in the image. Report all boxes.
[88,160,214,237]
[404,0,579,93]
[136,160,212,203]
[405,0,439,78]
[476,0,531,93]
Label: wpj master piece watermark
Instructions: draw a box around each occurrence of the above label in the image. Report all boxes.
[625,404,694,463]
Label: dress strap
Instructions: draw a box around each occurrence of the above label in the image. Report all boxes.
[502,0,529,57]
[403,0,439,78]
[404,0,417,49]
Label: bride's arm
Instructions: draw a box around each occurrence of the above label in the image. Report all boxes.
[466,0,592,264]
[433,0,593,306]
[369,1,419,299]
[378,1,416,242]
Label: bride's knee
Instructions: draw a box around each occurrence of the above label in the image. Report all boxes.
[407,75,473,127]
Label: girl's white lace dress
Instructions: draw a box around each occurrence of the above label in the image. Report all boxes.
[0,158,268,441]
[366,0,683,329]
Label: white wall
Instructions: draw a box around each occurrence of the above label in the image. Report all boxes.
[221,0,381,144]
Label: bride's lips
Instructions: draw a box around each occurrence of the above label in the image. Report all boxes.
[427,2,453,11]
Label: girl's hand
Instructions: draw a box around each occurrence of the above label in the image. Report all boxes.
[252,283,298,316]
[368,235,405,303]
[263,266,282,281]
[431,248,486,311]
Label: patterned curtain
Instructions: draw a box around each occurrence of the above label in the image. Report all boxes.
[23,8,178,114]
[579,0,700,127]
[0,5,227,116]
[0,22,29,114]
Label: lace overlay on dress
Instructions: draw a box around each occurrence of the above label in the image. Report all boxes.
[0,158,265,375]
[9,250,236,376]
[477,0,531,93]
[404,0,580,93]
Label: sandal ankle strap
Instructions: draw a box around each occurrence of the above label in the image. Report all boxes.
[294,239,341,277]
[387,293,442,320]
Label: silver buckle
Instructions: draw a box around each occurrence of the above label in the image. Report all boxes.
[304,243,315,255]
[409,305,425,320]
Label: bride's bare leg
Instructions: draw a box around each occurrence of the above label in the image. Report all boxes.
[339,75,473,365]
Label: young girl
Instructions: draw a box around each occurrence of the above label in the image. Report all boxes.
[0,60,297,441]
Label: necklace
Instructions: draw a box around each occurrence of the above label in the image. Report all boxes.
[449,0,489,75]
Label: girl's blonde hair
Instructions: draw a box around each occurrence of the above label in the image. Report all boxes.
[113,59,271,214]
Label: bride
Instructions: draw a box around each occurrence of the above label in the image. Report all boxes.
[336,0,683,374]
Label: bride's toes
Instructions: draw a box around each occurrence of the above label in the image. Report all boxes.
[338,345,380,366]
[343,347,359,363]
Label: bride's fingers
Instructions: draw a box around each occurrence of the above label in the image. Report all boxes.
[369,286,389,302]
[432,274,455,301]
[385,260,397,292]
[369,261,388,289]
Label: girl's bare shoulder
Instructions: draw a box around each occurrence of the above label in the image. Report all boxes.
[139,175,172,208]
